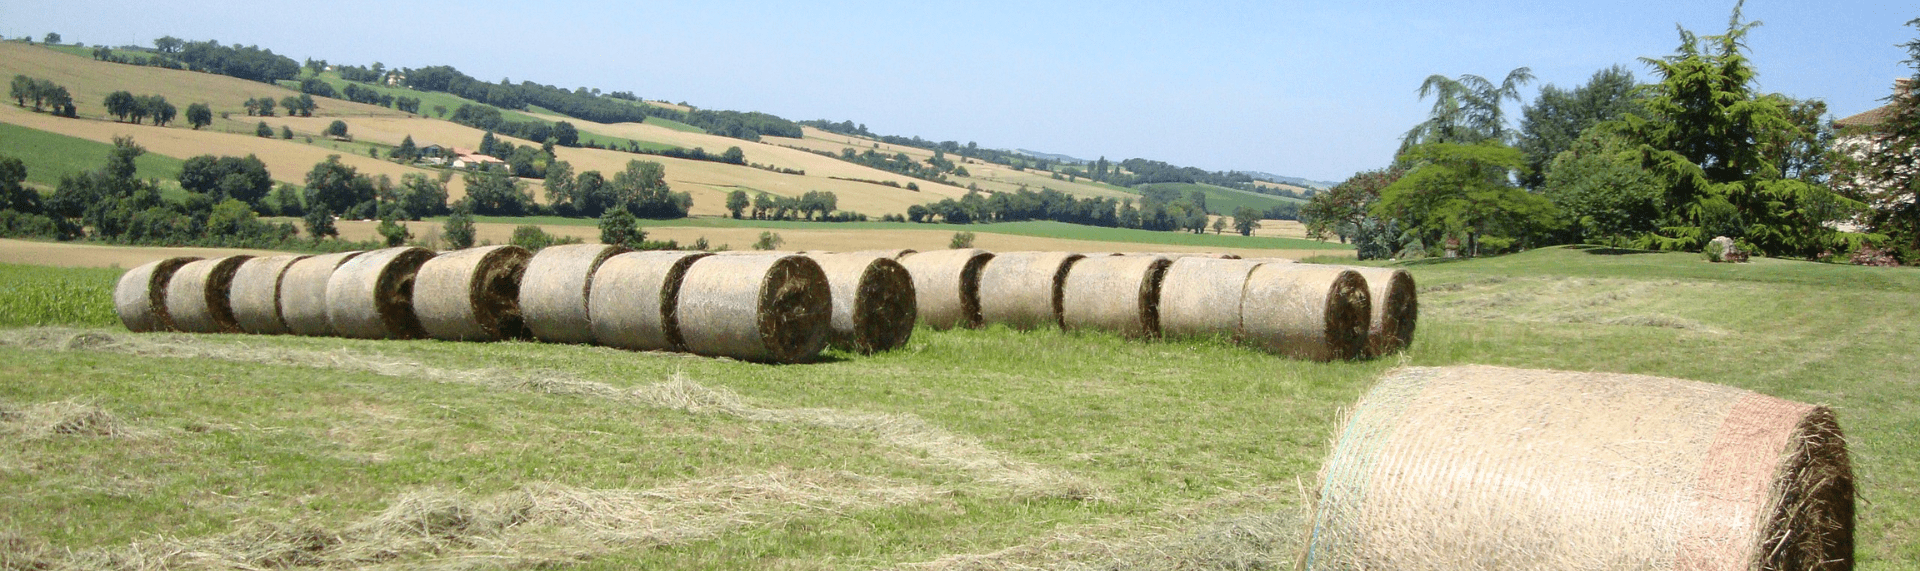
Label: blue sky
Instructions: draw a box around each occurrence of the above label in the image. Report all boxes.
[1,0,1913,183]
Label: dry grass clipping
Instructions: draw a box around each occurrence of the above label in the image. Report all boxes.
[519,244,624,345]
[898,248,993,330]
[1302,365,1853,571]
[325,247,435,340]
[0,399,129,439]
[588,251,712,352]
[161,256,252,334]
[977,251,1086,330]
[674,254,833,364]
[112,257,198,333]
[278,251,365,337]
[413,245,533,342]
[1059,254,1170,338]
[807,253,918,353]
[229,255,310,335]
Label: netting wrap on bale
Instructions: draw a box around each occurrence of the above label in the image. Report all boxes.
[229,255,309,335]
[520,244,624,344]
[1060,254,1170,338]
[114,257,199,332]
[1303,365,1854,571]
[414,245,533,342]
[163,256,254,334]
[977,251,1085,330]
[588,251,712,352]
[1340,266,1416,356]
[1157,258,1262,339]
[897,249,993,330]
[675,254,832,363]
[279,251,365,337]
[1240,263,1371,361]
[806,253,917,353]
[325,247,435,340]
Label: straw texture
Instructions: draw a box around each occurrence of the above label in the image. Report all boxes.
[588,251,712,351]
[846,249,918,260]
[977,251,1085,330]
[897,249,993,330]
[1156,258,1263,339]
[806,253,917,353]
[1303,365,1854,571]
[163,256,254,334]
[520,244,624,344]
[229,255,309,335]
[1060,254,1170,338]
[325,247,435,340]
[414,245,533,342]
[1240,263,1371,361]
[675,254,831,363]
[113,257,198,332]
[1342,266,1416,356]
[279,252,364,337]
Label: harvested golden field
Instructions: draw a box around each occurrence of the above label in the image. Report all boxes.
[0,239,288,268]
[0,106,467,197]
[793,127,1136,201]
[0,43,402,121]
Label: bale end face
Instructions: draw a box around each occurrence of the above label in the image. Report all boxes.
[415,245,534,342]
[1369,269,1417,356]
[897,249,992,330]
[676,254,832,364]
[164,256,254,334]
[845,257,917,353]
[754,256,834,363]
[114,257,199,333]
[1320,270,1372,361]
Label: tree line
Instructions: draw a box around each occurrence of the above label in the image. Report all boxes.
[8,75,76,117]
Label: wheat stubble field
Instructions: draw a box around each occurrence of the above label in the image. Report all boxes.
[0,246,1915,569]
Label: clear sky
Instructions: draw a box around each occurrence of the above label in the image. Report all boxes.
[1,0,1913,183]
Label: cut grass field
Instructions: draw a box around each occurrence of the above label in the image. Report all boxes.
[0,246,1913,569]
[0,122,185,188]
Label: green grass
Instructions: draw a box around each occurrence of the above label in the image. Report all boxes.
[0,122,187,188]
[642,116,706,133]
[469,216,1349,251]
[281,72,548,126]
[1131,182,1305,215]
[0,263,121,327]
[0,246,1915,569]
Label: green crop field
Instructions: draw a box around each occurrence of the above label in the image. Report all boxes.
[1131,182,1306,215]
[1,246,1911,569]
[0,122,187,188]
[470,216,1349,250]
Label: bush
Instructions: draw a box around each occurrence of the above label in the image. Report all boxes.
[509,225,581,251]
[949,231,975,249]
[752,231,784,251]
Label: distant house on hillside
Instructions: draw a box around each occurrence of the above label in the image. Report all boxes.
[449,147,505,170]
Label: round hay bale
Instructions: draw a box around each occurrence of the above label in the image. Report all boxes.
[113,257,199,332]
[163,256,254,334]
[846,248,917,260]
[897,249,993,330]
[1239,263,1370,361]
[977,251,1085,330]
[806,253,917,353]
[1156,257,1263,339]
[325,247,435,340]
[414,245,533,342]
[1341,266,1416,356]
[279,251,365,337]
[1060,254,1170,338]
[229,255,309,335]
[675,254,831,363]
[519,244,624,344]
[1303,365,1854,571]
[1138,252,1243,260]
[588,251,712,351]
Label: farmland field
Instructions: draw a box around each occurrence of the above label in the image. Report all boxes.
[0,122,186,187]
[0,246,1913,569]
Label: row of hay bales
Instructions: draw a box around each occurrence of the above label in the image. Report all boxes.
[113,245,924,364]
[897,250,1416,361]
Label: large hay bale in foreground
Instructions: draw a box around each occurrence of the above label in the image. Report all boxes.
[229,255,309,335]
[279,251,365,337]
[1239,263,1370,361]
[897,249,993,330]
[588,251,711,352]
[414,245,533,342]
[114,257,199,332]
[1303,365,1853,571]
[806,253,917,353]
[675,254,831,363]
[1156,258,1263,339]
[1060,254,1170,338]
[977,251,1085,330]
[325,247,435,340]
[163,256,254,334]
[520,244,624,344]
[1341,266,1416,356]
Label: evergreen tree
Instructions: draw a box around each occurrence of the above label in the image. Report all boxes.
[443,203,476,249]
